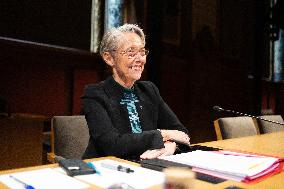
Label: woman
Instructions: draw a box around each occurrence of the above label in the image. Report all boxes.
[82,24,190,160]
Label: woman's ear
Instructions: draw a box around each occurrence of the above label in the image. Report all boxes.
[102,52,115,67]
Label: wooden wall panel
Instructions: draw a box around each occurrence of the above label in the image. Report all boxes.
[73,69,105,115]
[0,37,104,117]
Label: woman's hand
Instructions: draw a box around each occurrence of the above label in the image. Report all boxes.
[159,129,190,145]
[158,141,177,157]
[140,148,166,159]
[140,141,177,159]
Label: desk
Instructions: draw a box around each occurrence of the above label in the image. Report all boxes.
[0,132,284,189]
[0,157,135,189]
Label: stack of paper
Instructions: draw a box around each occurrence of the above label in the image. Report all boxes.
[161,150,284,183]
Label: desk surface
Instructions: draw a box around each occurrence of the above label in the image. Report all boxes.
[1,132,284,189]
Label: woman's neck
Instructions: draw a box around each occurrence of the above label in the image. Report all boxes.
[112,75,134,89]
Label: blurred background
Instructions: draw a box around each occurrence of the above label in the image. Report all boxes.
[0,0,284,168]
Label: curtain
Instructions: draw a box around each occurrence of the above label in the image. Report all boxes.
[90,0,103,52]
[104,0,124,30]
[90,0,138,52]
[274,29,284,81]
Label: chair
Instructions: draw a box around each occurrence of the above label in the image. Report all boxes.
[47,115,89,163]
[257,115,284,134]
[214,116,260,140]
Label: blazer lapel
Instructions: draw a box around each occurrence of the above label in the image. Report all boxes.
[103,76,131,133]
[135,85,157,131]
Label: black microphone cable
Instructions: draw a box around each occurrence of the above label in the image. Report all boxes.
[213,105,284,126]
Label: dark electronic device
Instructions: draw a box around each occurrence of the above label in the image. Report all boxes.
[58,159,96,176]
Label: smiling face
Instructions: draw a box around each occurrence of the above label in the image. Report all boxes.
[102,32,147,88]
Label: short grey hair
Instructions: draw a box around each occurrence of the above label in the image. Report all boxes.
[99,24,145,57]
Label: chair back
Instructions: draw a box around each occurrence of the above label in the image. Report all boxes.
[48,115,89,162]
[257,115,284,134]
[214,116,260,140]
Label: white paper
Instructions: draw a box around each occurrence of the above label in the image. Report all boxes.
[0,168,89,189]
[161,150,279,179]
[71,159,165,189]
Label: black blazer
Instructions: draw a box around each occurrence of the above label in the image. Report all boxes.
[82,76,188,159]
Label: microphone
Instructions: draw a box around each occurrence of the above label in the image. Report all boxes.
[213,105,284,125]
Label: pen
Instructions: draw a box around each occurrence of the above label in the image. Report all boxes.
[9,175,35,189]
[87,162,101,175]
[101,162,134,173]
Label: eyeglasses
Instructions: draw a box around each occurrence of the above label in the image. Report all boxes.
[115,48,149,59]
